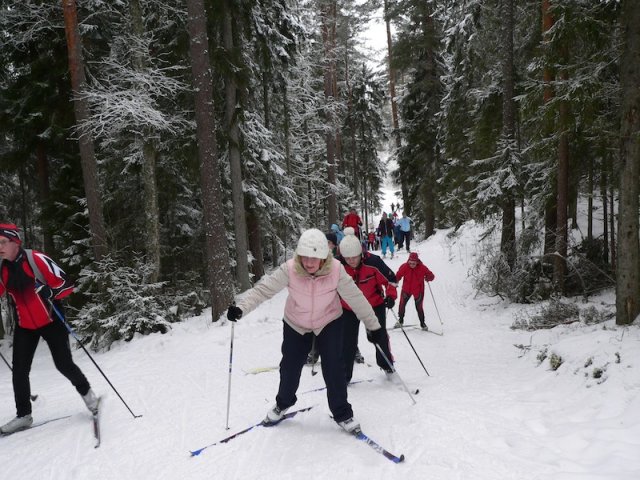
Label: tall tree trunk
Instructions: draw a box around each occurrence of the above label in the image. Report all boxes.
[246,203,264,281]
[130,0,161,282]
[601,164,609,264]
[554,49,570,294]
[35,142,55,254]
[587,156,593,240]
[569,169,578,229]
[19,168,29,245]
[141,142,161,282]
[61,0,108,261]
[500,0,517,270]
[424,152,436,238]
[542,0,556,260]
[283,82,292,176]
[185,0,234,320]
[321,0,338,225]
[384,0,408,214]
[554,102,569,293]
[223,8,250,291]
[610,184,616,271]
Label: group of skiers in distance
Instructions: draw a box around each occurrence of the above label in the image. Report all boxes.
[337,207,415,260]
[226,206,435,435]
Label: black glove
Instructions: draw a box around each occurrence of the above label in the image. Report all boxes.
[384,296,395,309]
[35,284,54,301]
[227,305,243,322]
[366,328,387,346]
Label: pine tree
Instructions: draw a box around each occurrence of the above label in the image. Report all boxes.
[616,0,640,325]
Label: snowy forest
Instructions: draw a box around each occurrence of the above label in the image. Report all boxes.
[1,0,639,348]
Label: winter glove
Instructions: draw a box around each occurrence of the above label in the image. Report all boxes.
[384,296,395,309]
[366,328,387,346]
[227,305,243,322]
[35,284,54,301]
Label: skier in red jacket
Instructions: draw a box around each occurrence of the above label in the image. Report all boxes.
[394,252,435,330]
[0,223,98,435]
[341,207,363,239]
[338,228,397,383]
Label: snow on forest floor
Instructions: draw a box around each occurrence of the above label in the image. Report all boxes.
[1,223,639,480]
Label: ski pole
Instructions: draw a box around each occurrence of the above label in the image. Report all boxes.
[427,282,444,327]
[373,342,417,405]
[225,321,235,430]
[0,350,38,400]
[388,309,430,376]
[47,299,142,419]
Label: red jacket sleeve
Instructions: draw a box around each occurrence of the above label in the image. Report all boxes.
[396,264,406,283]
[422,265,435,282]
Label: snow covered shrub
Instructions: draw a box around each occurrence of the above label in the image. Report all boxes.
[470,229,552,303]
[511,298,580,330]
[563,239,615,298]
[163,271,208,318]
[536,348,548,365]
[73,255,179,350]
[549,353,563,371]
[579,306,609,325]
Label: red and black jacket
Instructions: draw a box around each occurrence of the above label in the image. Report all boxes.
[0,249,74,330]
[338,252,398,310]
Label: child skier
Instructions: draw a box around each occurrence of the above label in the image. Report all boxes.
[394,252,435,330]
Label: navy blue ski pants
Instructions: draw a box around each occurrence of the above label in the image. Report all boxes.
[275,317,353,423]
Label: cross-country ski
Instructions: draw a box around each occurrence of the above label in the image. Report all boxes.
[351,428,405,464]
[92,396,103,448]
[0,415,71,438]
[189,406,314,457]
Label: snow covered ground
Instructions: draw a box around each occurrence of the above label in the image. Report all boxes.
[1,222,639,480]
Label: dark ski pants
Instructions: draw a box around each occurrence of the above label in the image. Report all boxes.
[343,305,394,383]
[398,291,425,324]
[276,317,353,423]
[403,231,411,251]
[13,321,91,417]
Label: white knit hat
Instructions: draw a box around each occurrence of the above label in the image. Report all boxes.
[296,228,330,259]
[340,229,362,257]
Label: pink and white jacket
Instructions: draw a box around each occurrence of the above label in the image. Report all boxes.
[236,256,381,335]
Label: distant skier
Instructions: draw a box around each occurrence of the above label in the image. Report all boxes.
[394,252,435,330]
[397,212,414,252]
[367,231,376,251]
[338,228,397,383]
[330,223,344,245]
[376,213,395,259]
[341,207,363,239]
[226,228,388,434]
[0,223,99,435]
